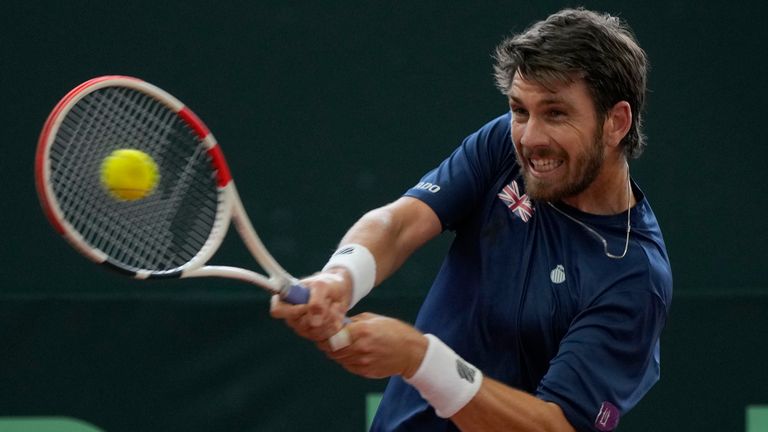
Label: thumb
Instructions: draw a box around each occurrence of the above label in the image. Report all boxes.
[350,312,378,322]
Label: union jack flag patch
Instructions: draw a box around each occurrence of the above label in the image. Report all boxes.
[498,180,534,222]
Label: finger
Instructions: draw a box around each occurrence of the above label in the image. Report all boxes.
[270,296,319,340]
[294,310,346,342]
[299,306,334,333]
[270,295,307,319]
[328,327,351,351]
[305,285,332,327]
[349,311,377,322]
[328,301,347,330]
[304,289,349,338]
[318,316,358,353]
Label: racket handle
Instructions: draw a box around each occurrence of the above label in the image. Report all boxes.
[281,283,311,304]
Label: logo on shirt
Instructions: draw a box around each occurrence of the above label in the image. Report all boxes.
[550,265,566,284]
[414,181,441,193]
[594,401,620,431]
[455,358,477,383]
[497,180,534,222]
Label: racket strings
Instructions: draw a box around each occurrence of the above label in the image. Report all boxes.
[108,95,212,269]
[55,89,174,265]
[66,90,159,250]
[49,86,221,272]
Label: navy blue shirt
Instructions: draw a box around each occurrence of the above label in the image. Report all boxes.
[371,113,672,432]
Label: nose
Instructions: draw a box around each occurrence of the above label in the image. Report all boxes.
[516,116,548,149]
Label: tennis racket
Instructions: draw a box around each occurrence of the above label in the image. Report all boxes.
[34,75,311,304]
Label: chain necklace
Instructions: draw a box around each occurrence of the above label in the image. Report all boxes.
[546,174,632,259]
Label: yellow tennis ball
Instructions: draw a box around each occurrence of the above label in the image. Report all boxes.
[100,149,159,201]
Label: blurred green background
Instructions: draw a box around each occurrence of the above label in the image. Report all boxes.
[1,1,766,431]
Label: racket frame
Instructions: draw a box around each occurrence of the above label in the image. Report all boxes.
[35,75,305,302]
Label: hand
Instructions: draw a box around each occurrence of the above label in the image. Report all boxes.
[319,313,428,379]
[270,269,353,341]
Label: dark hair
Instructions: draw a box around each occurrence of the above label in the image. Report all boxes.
[493,8,649,158]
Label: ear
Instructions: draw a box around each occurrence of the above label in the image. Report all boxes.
[603,101,632,148]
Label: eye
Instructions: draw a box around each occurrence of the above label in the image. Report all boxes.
[510,106,529,119]
[546,109,566,120]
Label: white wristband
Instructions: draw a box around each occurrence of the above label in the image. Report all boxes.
[322,244,376,310]
[404,334,483,418]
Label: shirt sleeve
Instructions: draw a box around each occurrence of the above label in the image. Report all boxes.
[536,287,668,432]
[403,113,514,231]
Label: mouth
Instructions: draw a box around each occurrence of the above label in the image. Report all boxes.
[528,157,564,176]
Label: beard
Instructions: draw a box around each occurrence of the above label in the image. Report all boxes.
[516,127,605,202]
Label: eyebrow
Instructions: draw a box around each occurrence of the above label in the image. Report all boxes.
[509,94,572,107]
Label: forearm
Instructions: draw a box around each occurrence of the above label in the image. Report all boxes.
[402,334,574,432]
[334,197,441,285]
[325,316,574,431]
[451,378,575,432]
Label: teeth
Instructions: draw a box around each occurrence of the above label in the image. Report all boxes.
[530,159,562,172]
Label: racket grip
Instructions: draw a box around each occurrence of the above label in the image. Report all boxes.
[281,283,311,304]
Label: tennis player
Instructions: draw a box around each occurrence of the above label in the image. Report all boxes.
[272,7,672,431]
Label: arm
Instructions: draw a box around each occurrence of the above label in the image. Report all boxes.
[324,314,575,432]
[270,196,441,340]
[335,196,442,286]
[452,379,575,432]
[323,291,665,431]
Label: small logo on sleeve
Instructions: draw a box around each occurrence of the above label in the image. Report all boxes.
[414,182,441,193]
[594,401,620,431]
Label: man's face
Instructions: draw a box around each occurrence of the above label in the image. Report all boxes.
[508,73,605,202]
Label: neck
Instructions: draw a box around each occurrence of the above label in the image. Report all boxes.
[560,158,635,215]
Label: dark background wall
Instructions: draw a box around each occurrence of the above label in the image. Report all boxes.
[1,1,766,431]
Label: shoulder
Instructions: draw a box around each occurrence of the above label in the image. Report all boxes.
[468,113,512,148]
[455,112,515,175]
[403,113,517,231]
[560,211,672,312]
[629,192,673,308]
[585,241,672,314]
[584,182,672,309]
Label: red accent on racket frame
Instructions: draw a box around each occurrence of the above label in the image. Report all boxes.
[207,145,233,187]
[177,107,211,140]
[176,107,232,187]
